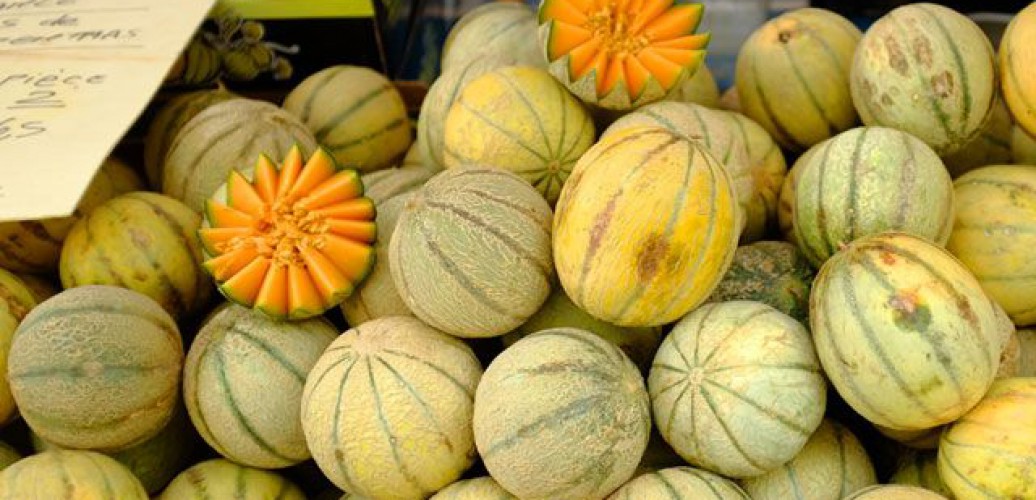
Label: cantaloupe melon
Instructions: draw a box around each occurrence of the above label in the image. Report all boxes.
[1019,329,1036,376]
[608,467,750,499]
[430,477,516,499]
[938,377,1036,499]
[502,288,663,372]
[390,167,554,338]
[474,327,650,500]
[942,93,1014,177]
[60,192,211,321]
[946,165,1036,326]
[0,442,19,471]
[553,126,740,327]
[666,65,721,108]
[359,161,439,205]
[158,458,305,500]
[538,0,710,110]
[443,65,595,204]
[283,66,412,173]
[844,484,949,499]
[810,232,1001,431]
[707,241,814,324]
[301,316,483,499]
[7,285,183,452]
[0,450,148,498]
[418,55,522,170]
[850,3,996,155]
[442,2,544,72]
[162,98,318,213]
[0,269,36,426]
[1001,2,1036,138]
[736,8,862,151]
[890,451,953,498]
[0,157,143,274]
[144,89,237,189]
[649,301,826,478]
[791,126,954,267]
[739,419,877,499]
[725,111,788,242]
[184,302,337,469]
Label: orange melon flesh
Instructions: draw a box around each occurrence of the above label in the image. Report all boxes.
[199,144,376,320]
[543,0,708,98]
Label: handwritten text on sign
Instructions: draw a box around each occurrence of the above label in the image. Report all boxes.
[0,0,215,221]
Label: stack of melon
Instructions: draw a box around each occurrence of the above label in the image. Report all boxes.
[0,1,1035,499]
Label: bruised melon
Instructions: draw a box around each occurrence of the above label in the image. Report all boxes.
[707,241,814,324]
[360,162,439,205]
[0,450,148,499]
[199,146,376,321]
[725,111,788,242]
[538,0,710,110]
[844,485,949,500]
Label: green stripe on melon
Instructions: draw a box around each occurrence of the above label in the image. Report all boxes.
[8,285,183,452]
[665,65,721,109]
[648,301,826,478]
[736,7,862,151]
[843,485,949,499]
[184,302,337,469]
[609,467,750,500]
[791,126,954,267]
[158,458,305,500]
[390,167,554,338]
[144,89,237,190]
[849,3,996,155]
[430,477,516,500]
[301,316,483,499]
[162,98,318,213]
[359,162,439,206]
[739,419,877,499]
[810,232,1000,431]
[0,269,36,426]
[474,327,650,500]
[941,92,1013,178]
[60,192,211,321]
[725,111,787,242]
[0,449,148,499]
[283,65,412,173]
[441,2,544,72]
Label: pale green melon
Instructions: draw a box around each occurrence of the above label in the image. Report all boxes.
[0,450,148,498]
[474,328,650,500]
[430,477,516,499]
[778,139,826,245]
[144,89,237,189]
[441,2,544,72]
[158,458,305,499]
[707,241,815,324]
[844,485,949,499]
[609,467,750,499]
[890,451,953,498]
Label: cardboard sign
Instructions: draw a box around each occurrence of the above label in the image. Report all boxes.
[0,0,216,222]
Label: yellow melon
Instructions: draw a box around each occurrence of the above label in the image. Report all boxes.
[0,449,148,499]
[158,458,305,499]
[430,477,516,499]
[1001,2,1036,137]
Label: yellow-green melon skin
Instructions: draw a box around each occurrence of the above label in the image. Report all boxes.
[474,328,650,500]
[162,98,318,213]
[1019,329,1036,376]
[443,65,595,204]
[601,101,754,234]
[14,274,58,304]
[849,3,996,156]
[707,241,815,325]
[144,89,237,189]
[844,484,949,500]
[33,402,198,494]
[608,467,750,499]
[184,302,337,469]
[777,139,825,245]
[947,165,1036,326]
[890,451,953,498]
[0,449,148,499]
[876,424,942,450]
[739,419,877,500]
[649,301,826,478]
[666,65,721,109]
[341,193,416,326]
[359,161,439,206]
[938,377,1036,500]
[0,269,36,426]
[8,285,183,452]
[553,126,740,327]
[283,65,411,173]
[1000,3,1036,138]
[158,458,305,500]
[430,477,516,500]
[725,111,788,242]
[736,8,862,151]
[0,157,144,274]
[0,442,19,471]
[1012,125,1036,164]
[721,86,742,112]
[442,2,544,72]
[502,288,663,373]
[390,167,554,338]
[810,232,1001,431]
[301,316,483,499]
[418,55,523,170]
[942,93,1014,178]
[791,126,954,267]
[60,191,212,321]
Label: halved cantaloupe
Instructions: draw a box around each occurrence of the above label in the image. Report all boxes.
[198,144,376,320]
[538,0,710,110]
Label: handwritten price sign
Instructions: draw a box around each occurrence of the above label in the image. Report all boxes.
[0,0,215,221]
